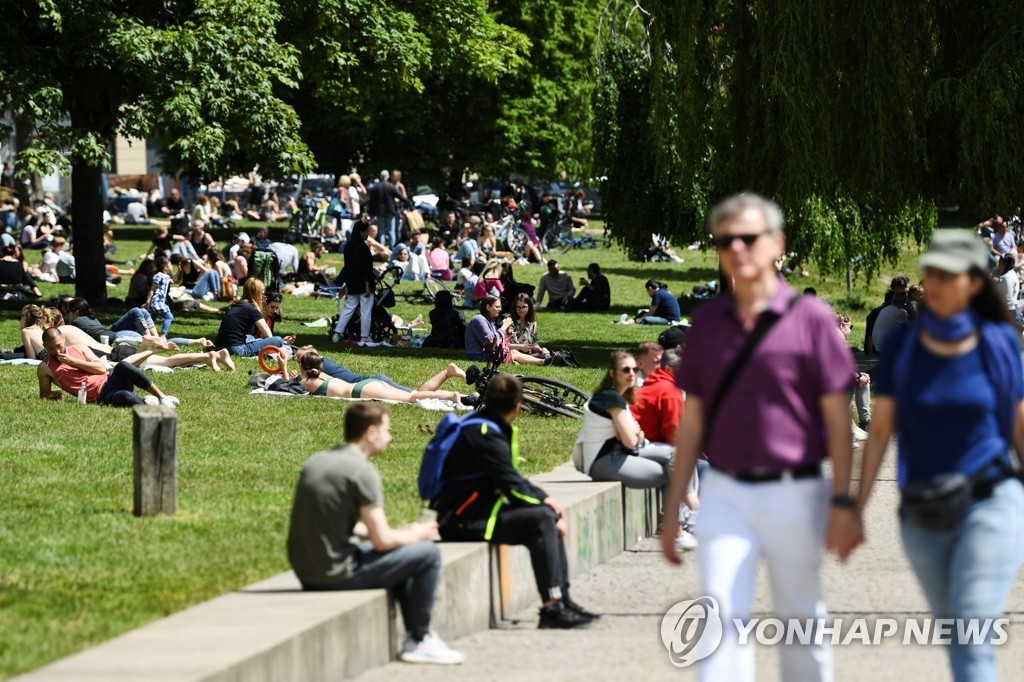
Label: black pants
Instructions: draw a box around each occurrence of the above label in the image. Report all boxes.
[97,361,153,407]
[489,505,569,602]
[573,288,609,312]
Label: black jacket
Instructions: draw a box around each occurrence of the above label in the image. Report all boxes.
[432,410,549,540]
[341,237,375,293]
[368,181,405,217]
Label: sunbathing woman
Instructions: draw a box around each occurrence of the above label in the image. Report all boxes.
[287,351,468,406]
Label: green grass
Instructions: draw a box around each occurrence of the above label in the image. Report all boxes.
[0,220,925,677]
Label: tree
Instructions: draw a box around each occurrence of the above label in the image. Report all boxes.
[1,0,315,303]
[594,0,1022,278]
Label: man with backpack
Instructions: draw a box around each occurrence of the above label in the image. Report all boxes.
[424,374,598,629]
[286,403,464,665]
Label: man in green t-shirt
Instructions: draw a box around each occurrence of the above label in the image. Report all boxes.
[286,403,464,665]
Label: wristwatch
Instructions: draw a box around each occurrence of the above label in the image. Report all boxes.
[830,493,857,509]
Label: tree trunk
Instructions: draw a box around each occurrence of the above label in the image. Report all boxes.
[72,159,107,305]
[12,114,40,208]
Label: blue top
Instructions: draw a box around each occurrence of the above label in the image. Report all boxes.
[875,335,1014,485]
[651,288,681,321]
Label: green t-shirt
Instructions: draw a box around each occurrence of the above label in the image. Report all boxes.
[588,387,628,419]
[286,444,383,586]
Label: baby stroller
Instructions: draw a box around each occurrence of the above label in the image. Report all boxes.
[328,265,402,343]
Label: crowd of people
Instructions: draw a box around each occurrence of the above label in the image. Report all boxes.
[4,183,1023,679]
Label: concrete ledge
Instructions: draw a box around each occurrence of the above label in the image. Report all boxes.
[17,463,659,681]
[15,573,391,682]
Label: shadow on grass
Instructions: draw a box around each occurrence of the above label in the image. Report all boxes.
[600,265,720,282]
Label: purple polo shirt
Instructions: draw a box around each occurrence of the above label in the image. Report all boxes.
[676,281,855,473]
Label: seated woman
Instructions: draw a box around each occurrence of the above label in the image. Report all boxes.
[287,351,468,407]
[572,351,674,489]
[518,213,545,265]
[297,240,333,286]
[509,294,550,359]
[470,260,504,305]
[0,244,41,297]
[171,253,221,301]
[214,277,285,356]
[426,237,452,280]
[621,279,681,325]
[476,223,508,260]
[389,243,426,281]
[464,295,552,366]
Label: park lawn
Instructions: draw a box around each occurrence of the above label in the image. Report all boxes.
[0,220,926,677]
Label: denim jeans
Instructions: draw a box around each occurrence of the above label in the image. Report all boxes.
[187,270,222,299]
[640,316,672,325]
[110,308,155,336]
[151,309,173,335]
[900,478,1024,681]
[228,335,285,357]
[305,540,440,635]
[378,214,399,248]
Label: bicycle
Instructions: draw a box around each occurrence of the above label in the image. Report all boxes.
[467,342,590,418]
[493,213,530,258]
[542,219,611,254]
[287,198,330,245]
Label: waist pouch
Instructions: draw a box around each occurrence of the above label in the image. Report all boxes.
[900,458,1015,532]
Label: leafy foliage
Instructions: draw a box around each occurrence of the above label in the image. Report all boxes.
[594,0,1023,278]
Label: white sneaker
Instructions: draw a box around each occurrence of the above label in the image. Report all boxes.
[159,396,180,408]
[202,292,215,301]
[400,632,465,665]
[618,313,628,324]
[675,529,698,551]
[330,332,342,343]
[852,425,869,441]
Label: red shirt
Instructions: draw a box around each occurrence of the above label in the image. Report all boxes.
[44,346,106,402]
[630,367,683,444]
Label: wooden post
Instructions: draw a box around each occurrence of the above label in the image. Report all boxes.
[133,405,178,517]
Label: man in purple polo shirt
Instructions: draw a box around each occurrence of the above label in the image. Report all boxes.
[661,193,862,682]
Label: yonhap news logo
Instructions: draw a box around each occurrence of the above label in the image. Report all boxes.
[659,596,724,667]
[660,596,1010,668]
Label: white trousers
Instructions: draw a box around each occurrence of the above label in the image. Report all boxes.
[334,292,374,341]
[694,468,833,682]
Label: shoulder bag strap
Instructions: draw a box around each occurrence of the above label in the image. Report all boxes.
[701,294,801,451]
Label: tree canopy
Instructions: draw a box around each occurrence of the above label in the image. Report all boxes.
[594,0,1024,277]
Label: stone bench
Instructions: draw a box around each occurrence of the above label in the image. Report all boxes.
[16,466,658,682]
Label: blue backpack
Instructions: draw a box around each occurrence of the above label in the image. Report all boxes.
[418,413,500,500]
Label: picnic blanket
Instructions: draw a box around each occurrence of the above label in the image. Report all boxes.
[249,387,466,412]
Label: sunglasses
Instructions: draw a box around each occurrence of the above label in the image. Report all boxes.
[712,232,767,249]
[619,366,637,374]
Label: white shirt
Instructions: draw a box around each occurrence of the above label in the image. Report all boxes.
[125,202,148,222]
[872,305,909,354]
[347,186,361,215]
[999,269,1020,311]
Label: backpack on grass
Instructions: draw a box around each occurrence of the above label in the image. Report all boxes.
[418,413,500,500]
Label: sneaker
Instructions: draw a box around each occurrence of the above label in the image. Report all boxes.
[675,529,698,551]
[330,332,342,343]
[202,292,215,301]
[538,600,593,629]
[563,594,601,620]
[852,425,869,442]
[159,395,180,408]
[399,632,465,665]
[618,313,628,324]
[359,340,382,347]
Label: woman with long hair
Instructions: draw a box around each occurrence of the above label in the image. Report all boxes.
[857,230,1024,680]
[289,351,469,407]
[508,293,550,358]
[572,351,674,487]
[464,294,551,366]
[214,278,285,356]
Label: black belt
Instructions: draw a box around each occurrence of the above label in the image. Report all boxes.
[720,463,822,484]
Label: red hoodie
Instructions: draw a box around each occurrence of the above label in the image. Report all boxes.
[630,367,683,444]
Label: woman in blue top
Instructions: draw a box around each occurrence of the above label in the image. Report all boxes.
[623,279,681,325]
[857,230,1024,681]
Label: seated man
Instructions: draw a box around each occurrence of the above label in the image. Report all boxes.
[535,260,575,311]
[572,263,610,312]
[430,375,598,629]
[36,327,179,408]
[286,403,464,665]
[295,345,412,392]
[633,341,663,387]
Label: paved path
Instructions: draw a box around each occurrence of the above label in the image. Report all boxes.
[356,449,1024,681]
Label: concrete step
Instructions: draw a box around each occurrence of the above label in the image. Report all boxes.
[15,464,658,682]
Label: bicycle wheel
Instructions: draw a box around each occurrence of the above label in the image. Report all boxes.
[505,227,529,257]
[519,376,589,418]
